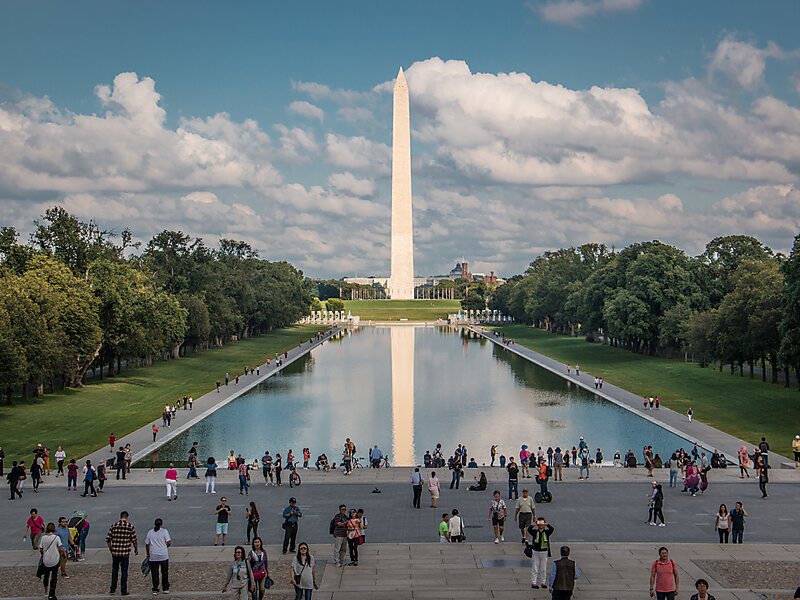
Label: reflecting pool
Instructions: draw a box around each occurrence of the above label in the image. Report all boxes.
[159,325,690,465]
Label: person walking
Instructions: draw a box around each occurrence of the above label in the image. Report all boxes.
[515,489,535,543]
[290,543,317,600]
[346,509,361,566]
[222,546,253,599]
[438,513,450,543]
[650,546,679,599]
[507,458,519,500]
[55,516,77,577]
[489,490,507,544]
[39,522,66,600]
[548,545,581,600]
[668,453,679,488]
[410,467,424,509]
[758,437,770,468]
[238,462,250,496]
[66,459,78,492]
[652,484,666,527]
[427,471,440,508]
[687,408,693,423]
[214,497,232,546]
[96,460,108,493]
[54,446,66,478]
[248,537,270,600]
[758,464,769,499]
[448,509,465,543]
[164,463,178,501]
[714,504,730,543]
[245,502,260,544]
[81,460,97,497]
[282,497,302,555]
[114,447,126,481]
[793,435,800,469]
[7,461,23,499]
[24,508,46,550]
[205,457,218,494]
[108,433,116,453]
[330,504,349,566]
[730,502,747,543]
[106,510,138,596]
[528,518,554,589]
[449,456,463,490]
[145,518,171,595]
[690,578,716,600]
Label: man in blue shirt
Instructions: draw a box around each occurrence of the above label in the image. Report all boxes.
[55,516,76,577]
[371,446,383,468]
[281,497,302,554]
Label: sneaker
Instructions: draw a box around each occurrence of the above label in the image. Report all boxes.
[649,522,655,526]
[153,592,159,596]
[658,523,666,527]
[500,535,504,542]
[494,538,499,544]
[532,584,539,589]
[162,591,169,595]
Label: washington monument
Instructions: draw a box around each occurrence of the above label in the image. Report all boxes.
[389,67,415,300]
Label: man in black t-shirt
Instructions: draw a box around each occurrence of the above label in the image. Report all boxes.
[508,458,520,500]
[730,502,747,543]
[115,447,126,480]
[213,497,232,546]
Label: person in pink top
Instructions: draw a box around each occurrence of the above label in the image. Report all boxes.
[519,446,531,478]
[164,463,178,501]
[24,508,46,549]
[650,546,679,599]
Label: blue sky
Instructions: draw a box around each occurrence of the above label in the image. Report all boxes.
[1,0,799,276]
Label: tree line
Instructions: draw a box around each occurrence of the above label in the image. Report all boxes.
[489,235,800,389]
[0,208,313,404]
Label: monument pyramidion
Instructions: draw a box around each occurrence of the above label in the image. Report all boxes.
[389,67,415,300]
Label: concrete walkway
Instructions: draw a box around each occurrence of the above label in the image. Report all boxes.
[1,542,797,599]
[82,326,338,466]
[469,327,779,465]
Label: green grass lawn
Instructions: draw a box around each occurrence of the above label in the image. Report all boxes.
[344,299,461,321]
[0,324,326,461]
[495,325,800,456]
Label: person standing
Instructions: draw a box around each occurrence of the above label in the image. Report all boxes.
[238,461,250,496]
[54,446,66,477]
[668,453,679,488]
[714,504,730,543]
[262,451,274,486]
[25,508,46,550]
[553,447,563,481]
[427,471,440,508]
[519,445,531,478]
[507,458,519,500]
[81,460,97,497]
[205,457,218,494]
[449,455,463,490]
[106,510,138,596]
[528,518,554,589]
[548,546,581,600]
[758,464,769,499]
[438,513,450,543]
[490,444,498,467]
[164,463,178,501]
[248,537,270,600]
[290,542,317,600]
[213,497,232,546]
[578,447,590,480]
[282,497,302,555]
[222,546,253,599]
[758,437,770,468]
[39,522,66,600]
[448,509,465,543]
[650,546,679,599]
[687,408,693,422]
[96,460,108,493]
[370,445,382,468]
[410,467,424,509]
[331,504,349,567]
[66,459,78,492]
[0,445,4,476]
[187,452,198,480]
[55,516,77,577]
[793,435,800,468]
[489,490,507,544]
[515,489,535,543]
[145,518,171,595]
[730,502,747,544]
[346,509,361,566]
[108,433,116,453]
[246,502,260,544]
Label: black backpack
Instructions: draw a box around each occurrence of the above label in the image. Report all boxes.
[329,517,337,535]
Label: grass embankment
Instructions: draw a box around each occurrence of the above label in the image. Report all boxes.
[496,325,799,456]
[0,324,326,461]
[343,299,461,321]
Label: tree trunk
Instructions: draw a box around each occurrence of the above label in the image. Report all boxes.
[5,386,13,406]
[71,343,102,387]
[786,365,791,388]
[748,360,753,378]
[761,355,766,383]
[770,353,778,384]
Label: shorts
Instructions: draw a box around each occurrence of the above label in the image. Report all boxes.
[216,523,229,535]
[491,515,505,526]
[519,512,533,531]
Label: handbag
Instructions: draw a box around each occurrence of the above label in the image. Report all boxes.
[523,543,533,558]
[293,563,306,587]
[250,551,266,581]
[264,576,274,589]
[36,536,57,577]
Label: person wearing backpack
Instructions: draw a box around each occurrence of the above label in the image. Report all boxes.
[81,461,97,497]
[330,505,349,566]
[650,546,679,599]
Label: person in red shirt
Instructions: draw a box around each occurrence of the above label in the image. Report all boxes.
[24,508,45,549]
[164,463,178,501]
[650,546,679,599]
[152,424,159,442]
[109,433,116,453]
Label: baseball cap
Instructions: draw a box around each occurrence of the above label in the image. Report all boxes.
[289,497,297,503]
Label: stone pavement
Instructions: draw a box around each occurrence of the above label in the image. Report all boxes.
[82,326,337,467]
[469,327,790,466]
[1,542,797,598]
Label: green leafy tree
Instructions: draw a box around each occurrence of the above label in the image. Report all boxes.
[779,234,800,390]
[326,298,345,312]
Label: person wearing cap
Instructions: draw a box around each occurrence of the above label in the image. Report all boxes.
[281,497,302,554]
[792,435,800,468]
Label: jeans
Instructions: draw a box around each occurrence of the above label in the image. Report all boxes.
[79,525,89,553]
[110,555,130,593]
[759,480,768,497]
[116,464,126,479]
[83,480,96,496]
[412,485,422,508]
[187,465,197,478]
[539,479,548,496]
[731,529,743,543]
[652,508,665,524]
[42,564,59,598]
[149,559,169,592]
[348,536,359,563]
[239,475,249,494]
[294,587,313,600]
[67,476,76,489]
[579,464,589,479]
[717,528,729,543]
[247,521,259,543]
[508,480,518,499]
[450,471,461,489]
[283,524,298,553]
[669,470,678,487]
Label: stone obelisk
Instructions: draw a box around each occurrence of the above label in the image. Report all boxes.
[389,67,414,300]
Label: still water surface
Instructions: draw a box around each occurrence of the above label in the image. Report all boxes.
[160,326,688,465]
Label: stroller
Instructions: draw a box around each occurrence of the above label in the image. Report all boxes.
[67,510,86,561]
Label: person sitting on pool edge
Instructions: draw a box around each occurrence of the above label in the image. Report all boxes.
[468,472,487,491]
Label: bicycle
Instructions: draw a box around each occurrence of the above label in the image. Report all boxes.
[380,455,391,468]
[351,456,366,469]
[287,461,302,488]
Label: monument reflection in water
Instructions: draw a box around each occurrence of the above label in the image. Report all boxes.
[159,326,690,465]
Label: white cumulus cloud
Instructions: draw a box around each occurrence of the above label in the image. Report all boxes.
[532,0,643,26]
[288,100,324,121]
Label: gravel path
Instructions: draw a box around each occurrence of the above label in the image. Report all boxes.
[695,559,799,595]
